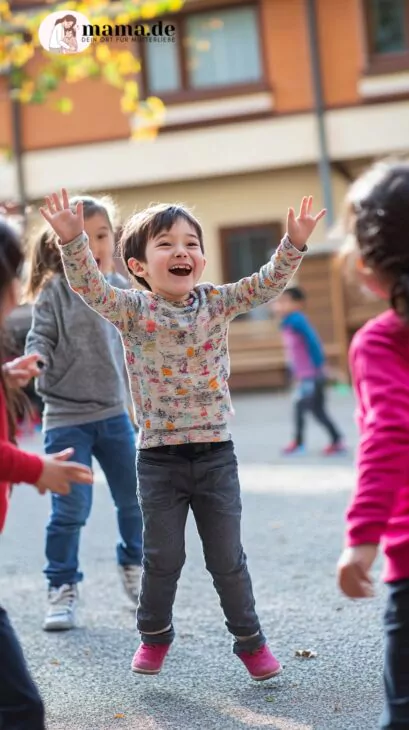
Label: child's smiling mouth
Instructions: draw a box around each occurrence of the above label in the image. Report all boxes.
[168,264,192,277]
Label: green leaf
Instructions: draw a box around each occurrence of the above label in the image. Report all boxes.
[31,89,46,104]
[102,62,123,88]
[39,74,59,92]
[54,97,73,113]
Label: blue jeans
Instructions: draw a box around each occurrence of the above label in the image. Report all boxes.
[44,413,143,587]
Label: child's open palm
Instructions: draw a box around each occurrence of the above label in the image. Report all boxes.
[40,189,83,245]
[287,196,326,251]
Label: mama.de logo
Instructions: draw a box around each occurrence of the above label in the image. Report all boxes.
[38,12,90,54]
[38,10,176,53]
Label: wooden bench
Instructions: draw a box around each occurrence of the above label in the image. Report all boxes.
[227,320,341,390]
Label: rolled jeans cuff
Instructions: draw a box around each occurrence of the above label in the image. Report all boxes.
[140,625,175,646]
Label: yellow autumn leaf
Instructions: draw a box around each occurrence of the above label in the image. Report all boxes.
[114,714,125,719]
[17,79,35,103]
[168,0,184,10]
[131,125,158,142]
[124,79,138,98]
[53,97,74,114]
[121,96,138,114]
[9,43,35,67]
[113,14,132,26]
[0,1,11,21]
[96,44,111,62]
[115,51,141,75]
[66,63,89,82]
[145,96,165,114]
[75,3,90,15]
[140,2,160,20]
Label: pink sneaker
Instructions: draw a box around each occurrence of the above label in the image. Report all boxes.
[237,644,282,681]
[131,643,170,675]
[322,442,347,456]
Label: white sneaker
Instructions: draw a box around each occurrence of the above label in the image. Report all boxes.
[43,584,78,631]
[118,564,141,606]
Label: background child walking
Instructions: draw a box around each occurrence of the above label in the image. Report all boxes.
[40,190,324,681]
[0,216,92,730]
[274,286,345,455]
[25,195,143,632]
[337,161,409,730]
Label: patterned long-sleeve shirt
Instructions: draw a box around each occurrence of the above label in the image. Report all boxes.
[59,232,306,448]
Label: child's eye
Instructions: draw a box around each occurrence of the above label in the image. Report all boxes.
[158,242,171,247]
[97,234,107,240]
[187,242,199,247]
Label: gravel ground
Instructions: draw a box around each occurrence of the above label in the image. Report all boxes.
[0,388,385,730]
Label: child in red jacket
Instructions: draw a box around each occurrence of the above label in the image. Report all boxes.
[0,217,92,730]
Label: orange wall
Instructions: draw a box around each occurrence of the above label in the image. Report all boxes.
[261,0,313,112]
[0,78,11,149]
[316,0,362,107]
[20,51,130,150]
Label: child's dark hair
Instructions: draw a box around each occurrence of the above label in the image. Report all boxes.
[26,194,117,301]
[0,217,24,442]
[345,161,409,321]
[120,203,204,290]
[283,286,306,302]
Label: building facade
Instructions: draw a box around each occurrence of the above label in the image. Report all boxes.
[1,0,408,387]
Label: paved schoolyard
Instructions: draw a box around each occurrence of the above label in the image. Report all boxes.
[0,387,385,729]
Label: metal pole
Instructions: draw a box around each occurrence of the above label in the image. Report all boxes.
[305,0,335,227]
[9,90,27,221]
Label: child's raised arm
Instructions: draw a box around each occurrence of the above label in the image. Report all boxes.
[215,197,325,319]
[40,189,141,333]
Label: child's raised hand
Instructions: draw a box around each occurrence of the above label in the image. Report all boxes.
[337,545,378,599]
[40,188,83,245]
[287,196,326,250]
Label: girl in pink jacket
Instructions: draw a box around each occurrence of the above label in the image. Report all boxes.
[337,161,409,730]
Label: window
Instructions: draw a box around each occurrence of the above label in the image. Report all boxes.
[220,223,282,320]
[143,4,264,100]
[364,0,409,71]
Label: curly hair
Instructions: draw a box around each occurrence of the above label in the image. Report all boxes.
[346,161,409,321]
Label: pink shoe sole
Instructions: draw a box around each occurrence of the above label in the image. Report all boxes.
[250,663,283,681]
[131,665,161,675]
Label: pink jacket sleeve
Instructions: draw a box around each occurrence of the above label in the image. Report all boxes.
[346,329,409,546]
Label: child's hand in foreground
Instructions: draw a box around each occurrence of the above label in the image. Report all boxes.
[36,448,93,495]
[287,196,326,251]
[40,188,83,245]
[2,354,43,388]
[337,544,378,599]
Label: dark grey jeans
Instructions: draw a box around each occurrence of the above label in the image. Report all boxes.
[136,440,264,653]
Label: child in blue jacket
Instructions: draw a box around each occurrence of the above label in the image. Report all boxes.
[274,287,345,455]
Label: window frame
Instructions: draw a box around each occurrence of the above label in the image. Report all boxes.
[219,221,283,285]
[362,0,409,75]
[140,0,269,104]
